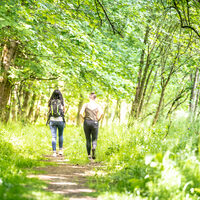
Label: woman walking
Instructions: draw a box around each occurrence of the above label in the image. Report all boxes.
[80,92,103,160]
[47,89,65,157]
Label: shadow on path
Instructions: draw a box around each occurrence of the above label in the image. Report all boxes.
[29,156,100,200]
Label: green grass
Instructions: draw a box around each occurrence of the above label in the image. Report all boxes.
[1,118,200,199]
[88,118,200,199]
[62,125,90,164]
[0,122,66,200]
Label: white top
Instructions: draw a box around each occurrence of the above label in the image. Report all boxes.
[50,116,63,121]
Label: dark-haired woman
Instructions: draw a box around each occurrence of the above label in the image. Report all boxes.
[80,92,103,160]
[48,90,65,157]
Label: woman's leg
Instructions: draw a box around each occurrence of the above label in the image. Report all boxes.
[49,121,57,152]
[91,121,98,159]
[84,120,92,156]
[58,121,65,150]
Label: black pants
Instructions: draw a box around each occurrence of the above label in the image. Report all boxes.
[83,119,98,155]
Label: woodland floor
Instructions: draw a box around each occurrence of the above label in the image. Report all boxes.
[28,155,101,200]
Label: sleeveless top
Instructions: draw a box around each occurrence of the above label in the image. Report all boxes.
[84,104,98,121]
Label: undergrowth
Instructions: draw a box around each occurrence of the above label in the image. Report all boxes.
[1,117,200,199]
[90,118,200,200]
[0,122,64,200]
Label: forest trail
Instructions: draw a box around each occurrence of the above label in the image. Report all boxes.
[29,155,100,200]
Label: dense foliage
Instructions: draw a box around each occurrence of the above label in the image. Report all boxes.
[1,0,200,199]
[93,119,200,199]
[1,0,200,124]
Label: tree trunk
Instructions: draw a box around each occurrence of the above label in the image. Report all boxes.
[131,26,150,118]
[101,94,110,126]
[11,86,17,121]
[21,86,31,119]
[152,68,174,125]
[113,99,121,123]
[76,94,83,126]
[145,69,158,108]
[4,90,12,123]
[138,64,154,116]
[194,88,200,118]
[0,40,17,121]
[17,84,23,117]
[34,107,40,123]
[152,86,166,125]
[136,50,151,117]
[189,67,199,120]
[34,97,41,123]
[64,104,70,123]
[28,93,37,120]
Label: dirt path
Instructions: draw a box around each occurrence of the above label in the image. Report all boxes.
[29,156,100,200]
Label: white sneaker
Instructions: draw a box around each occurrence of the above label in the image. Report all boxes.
[52,152,57,157]
[58,150,63,156]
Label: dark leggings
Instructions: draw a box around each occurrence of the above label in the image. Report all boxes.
[83,120,98,155]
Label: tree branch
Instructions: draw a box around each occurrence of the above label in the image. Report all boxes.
[29,74,59,81]
[95,0,103,26]
[96,0,123,38]
[172,0,200,38]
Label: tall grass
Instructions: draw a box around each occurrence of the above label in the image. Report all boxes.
[89,118,200,199]
[0,122,64,200]
[1,118,200,199]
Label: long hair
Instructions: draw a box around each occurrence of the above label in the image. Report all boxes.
[48,90,64,107]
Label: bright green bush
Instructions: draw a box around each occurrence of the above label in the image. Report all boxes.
[0,122,63,200]
[91,119,200,199]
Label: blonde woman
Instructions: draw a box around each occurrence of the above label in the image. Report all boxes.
[80,92,103,160]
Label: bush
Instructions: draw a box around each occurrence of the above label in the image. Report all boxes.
[0,122,63,200]
[91,119,200,199]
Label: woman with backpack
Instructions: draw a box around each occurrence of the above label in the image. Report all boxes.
[80,92,103,160]
[47,89,65,157]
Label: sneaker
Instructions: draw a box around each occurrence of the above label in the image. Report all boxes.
[88,155,92,160]
[52,152,57,157]
[58,150,63,156]
[92,149,96,159]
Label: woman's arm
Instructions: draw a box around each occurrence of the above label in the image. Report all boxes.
[63,105,65,113]
[97,105,103,121]
[80,103,86,119]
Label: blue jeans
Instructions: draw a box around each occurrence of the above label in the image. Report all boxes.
[49,121,65,151]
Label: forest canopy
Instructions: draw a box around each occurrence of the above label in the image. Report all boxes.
[0,0,200,125]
